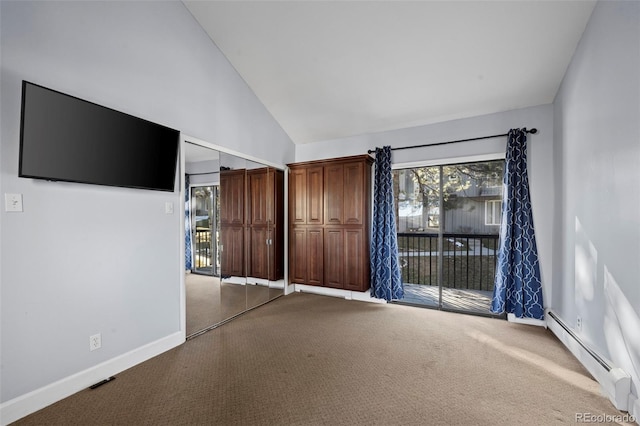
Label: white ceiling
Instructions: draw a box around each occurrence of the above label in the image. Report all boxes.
[184,142,220,163]
[184,1,596,145]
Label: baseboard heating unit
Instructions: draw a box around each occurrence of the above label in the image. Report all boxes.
[546,310,631,411]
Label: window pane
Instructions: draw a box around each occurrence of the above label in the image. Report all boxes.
[394,167,440,233]
[485,200,502,226]
[393,159,504,315]
[442,162,503,234]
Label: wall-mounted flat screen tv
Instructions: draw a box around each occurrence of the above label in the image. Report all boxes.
[19,81,180,192]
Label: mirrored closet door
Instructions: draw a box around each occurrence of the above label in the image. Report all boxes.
[184,143,285,338]
[191,184,218,276]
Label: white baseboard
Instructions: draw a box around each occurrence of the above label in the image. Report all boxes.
[268,279,285,290]
[293,284,385,304]
[628,393,640,425]
[246,276,270,286]
[546,310,630,411]
[350,289,386,304]
[507,313,547,327]
[244,278,285,289]
[223,276,247,285]
[0,332,184,426]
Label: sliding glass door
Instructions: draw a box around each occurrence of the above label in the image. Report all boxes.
[394,160,504,316]
[191,185,220,276]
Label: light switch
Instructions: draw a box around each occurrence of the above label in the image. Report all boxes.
[165,201,174,214]
[5,193,23,212]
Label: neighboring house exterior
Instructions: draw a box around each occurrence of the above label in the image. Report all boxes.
[396,162,504,235]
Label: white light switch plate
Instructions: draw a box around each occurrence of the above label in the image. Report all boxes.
[165,202,174,214]
[5,193,23,212]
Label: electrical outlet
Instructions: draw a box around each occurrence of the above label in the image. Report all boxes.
[576,316,582,331]
[89,333,102,351]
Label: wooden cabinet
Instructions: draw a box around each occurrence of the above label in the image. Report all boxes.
[220,169,245,277]
[247,168,284,281]
[220,226,244,277]
[220,167,284,281]
[289,227,324,286]
[290,165,323,225]
[288,155,373,292]
[220,169,245,225]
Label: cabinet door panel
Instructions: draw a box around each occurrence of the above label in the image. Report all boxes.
[290,227,307,284]
[324,164,344,224]
[219,173,232,225]
[324,228,344,289]
[248,227,268,279]
[248,170,268,225]
[307,228,324,286]
[290,168,307,225]
[307,166,324,224]
[220,171,245,225]
[343,161,365,224]
[266,227,278,281]
[220,226,244,277]
[266,169,280,226]
[344,229,365,291]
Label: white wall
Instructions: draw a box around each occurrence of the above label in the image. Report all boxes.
[553,0,640,403]
[296,104,556,311]
[187,159,220,186]
[0,0,293,414]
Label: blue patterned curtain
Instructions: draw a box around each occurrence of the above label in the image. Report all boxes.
[185,174,193,271]
[491,129,544,319]
[370,146,404,301]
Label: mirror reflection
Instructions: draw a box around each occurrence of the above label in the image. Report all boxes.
[184,143,284,338]
[244,159,285,308]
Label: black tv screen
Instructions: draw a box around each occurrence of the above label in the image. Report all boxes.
[19,81,180,192]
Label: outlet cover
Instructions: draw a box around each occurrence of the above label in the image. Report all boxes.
[89,333,102,351]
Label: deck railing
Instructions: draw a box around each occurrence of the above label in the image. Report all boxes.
[194,229,211,269]
[397,233,499,292]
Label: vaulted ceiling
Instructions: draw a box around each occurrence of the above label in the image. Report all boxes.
[184,1,596,145]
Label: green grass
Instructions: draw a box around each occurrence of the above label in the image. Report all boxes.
[400,254,496,292]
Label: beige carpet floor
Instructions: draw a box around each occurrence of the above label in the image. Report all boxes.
[186,273,224,336]
[13,292,628,425]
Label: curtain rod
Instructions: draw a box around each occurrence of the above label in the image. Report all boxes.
[366,128,537,154]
